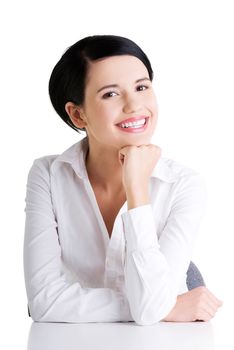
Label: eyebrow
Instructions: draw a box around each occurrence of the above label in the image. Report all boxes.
[96,77,151,94]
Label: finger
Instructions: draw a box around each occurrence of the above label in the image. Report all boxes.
[206,294,223,309]
[200,303,217,320]
[205,288,223,306]
[118,148,127,156]
[205,299,220,316]
[119,146,136,158]
[118,153,125,165]
[195,305,214,322]
[119,147,127,156]
[198,286,222,306]
[118,147,128,158]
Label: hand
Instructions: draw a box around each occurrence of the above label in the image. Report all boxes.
[161,286,223,322]
[118,144,161,192]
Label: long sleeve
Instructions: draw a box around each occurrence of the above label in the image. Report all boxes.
[23,159,132,323]
[121,174,207,326]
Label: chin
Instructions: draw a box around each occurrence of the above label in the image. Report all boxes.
[121,136,153,148]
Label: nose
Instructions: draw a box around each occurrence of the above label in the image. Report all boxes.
[122,94,142,114]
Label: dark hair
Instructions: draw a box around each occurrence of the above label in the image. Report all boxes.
[48,35,154,134]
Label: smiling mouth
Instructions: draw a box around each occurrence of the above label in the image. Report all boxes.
[119,118,146,129]
[116,117,149,129]
[116,117,149,133]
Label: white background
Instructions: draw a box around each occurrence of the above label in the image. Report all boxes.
[0,0,233,348]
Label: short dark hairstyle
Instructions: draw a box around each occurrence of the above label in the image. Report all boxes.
[48,35,154,134]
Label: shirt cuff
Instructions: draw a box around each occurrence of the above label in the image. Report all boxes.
[121,204,160,252]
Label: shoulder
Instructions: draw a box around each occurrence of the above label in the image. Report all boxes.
[27,138,86,178]
[25,155,59,190]
[161,157,207,206]
[153,156,206,186]
[161,157,201,178]
[154,157,207,206]
[31,154,59,169]
[27,154,59,179]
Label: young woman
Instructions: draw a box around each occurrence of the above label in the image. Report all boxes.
[23,35,223,325]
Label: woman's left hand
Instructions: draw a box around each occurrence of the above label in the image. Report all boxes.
[118,144,161,193]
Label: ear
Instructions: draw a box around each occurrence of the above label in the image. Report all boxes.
[65,102,87,129]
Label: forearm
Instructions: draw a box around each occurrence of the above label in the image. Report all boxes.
[126,185,150,210]
[121,205,177,325]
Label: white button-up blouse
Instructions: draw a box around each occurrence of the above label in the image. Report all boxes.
[23,136,207,325]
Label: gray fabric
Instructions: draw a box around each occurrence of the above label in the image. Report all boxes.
[186,261,206,290]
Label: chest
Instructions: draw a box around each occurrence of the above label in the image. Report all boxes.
[93,189,126,239]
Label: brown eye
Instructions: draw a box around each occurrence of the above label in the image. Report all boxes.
[102,91,118,99]
[136,85,149,91]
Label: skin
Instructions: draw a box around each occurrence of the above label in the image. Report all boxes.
[65,55,160,209]
[65,54,223,322]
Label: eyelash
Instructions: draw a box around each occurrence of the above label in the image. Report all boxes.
[102,85,149,99]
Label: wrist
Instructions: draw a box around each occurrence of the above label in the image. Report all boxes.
[126,185,150,210]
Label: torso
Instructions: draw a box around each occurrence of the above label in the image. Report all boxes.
[92,186,126,239]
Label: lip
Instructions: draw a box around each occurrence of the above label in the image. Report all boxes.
[116,117,149,133]
[115,115,150,126]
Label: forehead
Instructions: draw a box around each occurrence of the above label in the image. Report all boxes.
[86,55,149,86]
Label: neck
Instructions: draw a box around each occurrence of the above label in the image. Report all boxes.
[85,138,124,194]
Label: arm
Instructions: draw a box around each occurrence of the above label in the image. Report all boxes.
[122,173,207,326]
[23,159,133,323]
[118,144,207,325]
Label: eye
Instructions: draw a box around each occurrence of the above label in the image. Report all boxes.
[102,91,118,99]
[136,84,149,91]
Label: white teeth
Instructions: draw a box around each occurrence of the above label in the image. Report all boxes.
[120,118,146,128]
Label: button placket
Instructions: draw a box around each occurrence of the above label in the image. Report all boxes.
[104,217,125,291]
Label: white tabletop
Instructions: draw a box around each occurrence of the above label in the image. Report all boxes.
[1,299,231,350]
[27,321,215,350]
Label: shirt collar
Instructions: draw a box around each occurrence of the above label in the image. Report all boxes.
[51,137,179,183]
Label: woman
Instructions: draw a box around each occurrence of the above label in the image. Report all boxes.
[23,35,222,325]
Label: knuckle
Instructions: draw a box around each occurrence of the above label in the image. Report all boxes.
[198,286,207,295]
[194,310,200,320]
[197,300,204,309]
[155,148,161,156]
[203,316,210,322]
[212,310,217,317]
[198,286,206,292]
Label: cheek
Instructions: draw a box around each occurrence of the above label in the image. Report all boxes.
[97,103,119,122]
[147,96,158,114]
[86,102,107,123]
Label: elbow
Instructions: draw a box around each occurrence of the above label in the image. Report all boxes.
[27,300,49,322]
[132,309,166,326]
[27,304,42,322]
[134,316,159,326]
[131,296,177,326]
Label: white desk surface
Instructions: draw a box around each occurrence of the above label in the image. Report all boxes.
[27,320,214,350]
[1,293,232,350]
[23,299,233,350]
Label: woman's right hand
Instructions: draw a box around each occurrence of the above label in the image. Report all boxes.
[161,286,223,322]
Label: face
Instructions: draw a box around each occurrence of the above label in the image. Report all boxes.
[76,55,158,150]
